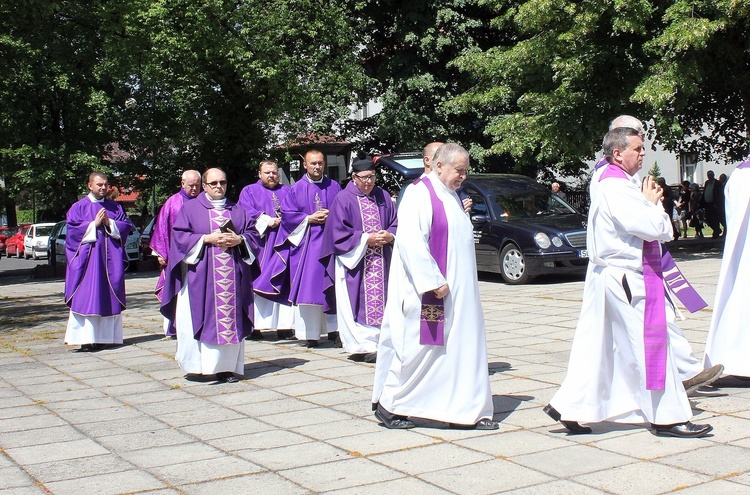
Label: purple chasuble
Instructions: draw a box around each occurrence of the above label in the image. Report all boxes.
[160,194,260,344]
[419,179,449,346]
[738,157,750,169]
[151,189,193,307]
[64,196,130,317]
[272,175,341,308]
[320,181,397,325]
[238,181,291,303]
[600,164,667,390]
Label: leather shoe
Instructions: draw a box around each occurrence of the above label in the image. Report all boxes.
[651,421,713,438]
[683,364,724,394]
[363,352,377,363]
[305,340,319,348]
[449,419,499,430]
[374,408,415,429]
[543,404,592,434]
[216,372,239,383]
[248,330,263,340]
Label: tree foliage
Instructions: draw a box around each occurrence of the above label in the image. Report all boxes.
[0,0,371,218]
[448,0,750,178]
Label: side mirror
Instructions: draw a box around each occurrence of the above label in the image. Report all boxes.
[470,214,489,225]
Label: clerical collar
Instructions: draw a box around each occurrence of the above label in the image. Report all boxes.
[204,193,226,207]
[305,174,324,184]
[87,192,105,203]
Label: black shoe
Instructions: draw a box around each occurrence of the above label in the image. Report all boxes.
[543,404,592,434]
[248,330,263,340]
[651,421,713,438]
[216,372,239,383]
[276,329,294,340]
[374,408,415,430]
[77,344,94,352]
[363,352,377,363]
[305,340,319,348]
[450,419,499,430]
[348,353,366,362]
[327,331,339,341]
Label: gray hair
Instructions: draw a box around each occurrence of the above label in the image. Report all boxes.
[609,115,645,136]
[432,143,469,168]
[602,127,641,161]
[181,169,200,181]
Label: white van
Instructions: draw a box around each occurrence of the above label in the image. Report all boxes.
[24,222,57,260]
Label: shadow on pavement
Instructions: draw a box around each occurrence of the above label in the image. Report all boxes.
[244,357,308,379]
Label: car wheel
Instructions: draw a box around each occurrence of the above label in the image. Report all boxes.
[500,244,529,284]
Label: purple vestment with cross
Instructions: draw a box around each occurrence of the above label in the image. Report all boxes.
[238,180,292,304]
[271,175,341,308]
[159,193,260,344]
[320,181,398,325]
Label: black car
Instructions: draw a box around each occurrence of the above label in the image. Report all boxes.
[461,174,588,284]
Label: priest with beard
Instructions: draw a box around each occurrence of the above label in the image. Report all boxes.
[160,168,259,383]
[64,172,131,351]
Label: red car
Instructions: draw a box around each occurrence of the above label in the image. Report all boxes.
[0,226,11,255]
[6,224,30,258]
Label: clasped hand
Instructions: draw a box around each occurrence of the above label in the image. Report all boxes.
[206,230,242,249]
[308,209,329,224]
[367,230,393,247]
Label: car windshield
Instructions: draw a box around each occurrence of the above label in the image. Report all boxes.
[392,157,425,171]
[492,191,577,218]
[36,226,54,236]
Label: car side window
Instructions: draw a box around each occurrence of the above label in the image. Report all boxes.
[464,188,487,216]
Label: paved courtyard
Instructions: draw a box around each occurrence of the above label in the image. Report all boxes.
[2,247,750,495]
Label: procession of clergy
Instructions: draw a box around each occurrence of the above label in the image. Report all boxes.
[61,120,750,436]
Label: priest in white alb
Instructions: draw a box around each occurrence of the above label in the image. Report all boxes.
[704,156,750,376]
[372,143,497,430]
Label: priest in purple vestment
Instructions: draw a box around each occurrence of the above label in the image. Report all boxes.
[150,169,201,336]
[64,172,131,352]
[272,149,341,347]
[238,159,295,340]
[321,158,397,362]
[160,168,260,384]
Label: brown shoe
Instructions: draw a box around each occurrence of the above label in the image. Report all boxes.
[683,364,724,394]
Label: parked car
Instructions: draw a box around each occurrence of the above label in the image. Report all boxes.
[0,226,11,255]
[461,174,588,284]
[47,219,140,266]
[47,221,67,267]
[374,151,588,284]
[125,219,141,262]
[23,222,57,260]
[138,216,156,260]
[6,224,30,257]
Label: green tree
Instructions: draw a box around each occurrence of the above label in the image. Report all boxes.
[0,0,372,216]
[353,0,506,167]
[448,0,750,178]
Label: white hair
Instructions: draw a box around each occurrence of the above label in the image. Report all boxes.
[609,115,644,135]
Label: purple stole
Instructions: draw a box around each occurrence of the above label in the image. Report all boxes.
[738,157,750,169]
[358,195,386,326]
[209,208,241,343]
[419,179,449,346]
[599,164,666,390]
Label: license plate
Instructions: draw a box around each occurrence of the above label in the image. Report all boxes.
[578,250,588,258]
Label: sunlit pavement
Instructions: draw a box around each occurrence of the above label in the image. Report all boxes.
[3,245,750,495]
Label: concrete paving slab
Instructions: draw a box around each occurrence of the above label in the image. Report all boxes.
[419,458,556,495]
[179,472,307,495]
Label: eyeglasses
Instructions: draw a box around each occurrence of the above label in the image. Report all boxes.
[354,174,376,183]
[205,180,227,187]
